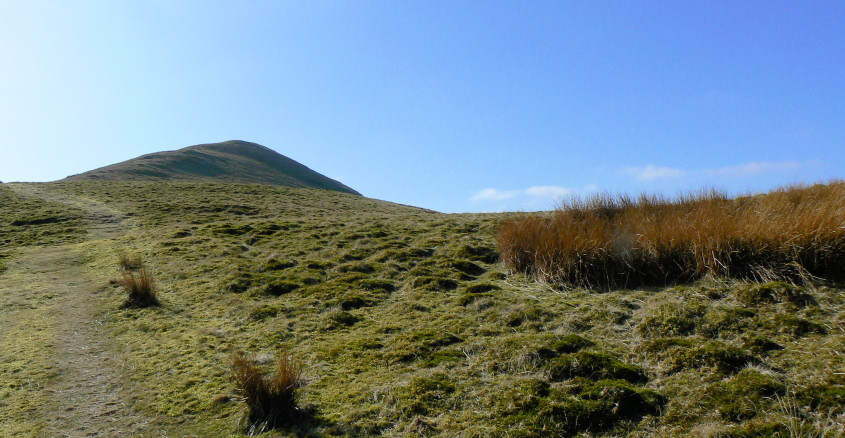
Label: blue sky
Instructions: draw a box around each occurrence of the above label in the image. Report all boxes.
[1,1,843,213]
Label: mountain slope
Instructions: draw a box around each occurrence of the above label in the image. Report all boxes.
[63,140,360,195]
[1,181,842,436]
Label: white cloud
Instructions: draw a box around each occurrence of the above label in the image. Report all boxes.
[624,165,686,181]
[470,188,520,202]
[525,185,573,199]
[623,160,818,182]
[470,185,596,208]
[710,161,803,178]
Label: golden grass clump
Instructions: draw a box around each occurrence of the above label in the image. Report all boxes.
[119,268,159,307]
[118,252,143,271]
[232,349,303,429]
[497,181,845,289]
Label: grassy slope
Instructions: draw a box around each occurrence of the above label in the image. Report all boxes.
[2,181,843,437]
[0,184,119,435]
[0,184,88,250]
[62,140,361,195]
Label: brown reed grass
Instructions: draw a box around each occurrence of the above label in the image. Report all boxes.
[118,252,144,271]
[497,181,845,289]
[119,268,159,307]
[232,349,303,429]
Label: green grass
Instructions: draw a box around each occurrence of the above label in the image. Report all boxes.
[1,180,843,437]
[64,140,360,195]
[0,184,88,247]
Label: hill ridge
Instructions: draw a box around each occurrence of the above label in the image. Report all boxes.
[64,140,360,195]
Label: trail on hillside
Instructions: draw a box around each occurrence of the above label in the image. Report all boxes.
[7,184,128,240]
[1,184,149,437]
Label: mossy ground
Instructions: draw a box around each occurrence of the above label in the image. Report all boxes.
[0,184,88,247]
[1,181,843,436]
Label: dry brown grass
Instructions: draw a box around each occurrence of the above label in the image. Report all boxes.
[497,181,845,289]
[231,349,303,430]
[119,268,159,307]
[118,252,144,271]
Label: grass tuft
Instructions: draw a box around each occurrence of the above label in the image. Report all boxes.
[497,181,845,289]
[118,252,144,271]
[119,268,159,308]
[231,349,303,430]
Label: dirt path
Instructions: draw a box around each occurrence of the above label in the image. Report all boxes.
[1,184,149,437]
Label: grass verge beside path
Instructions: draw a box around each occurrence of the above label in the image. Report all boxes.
[0,184,154,437]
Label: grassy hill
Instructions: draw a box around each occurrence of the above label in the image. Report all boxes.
[63,140,360,195]
[0,181,842,437]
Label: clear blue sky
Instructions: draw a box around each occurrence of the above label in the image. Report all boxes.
[2,1,843,213]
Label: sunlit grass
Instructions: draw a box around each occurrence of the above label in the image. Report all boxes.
[498,181,845,289]
[2,181,842,437]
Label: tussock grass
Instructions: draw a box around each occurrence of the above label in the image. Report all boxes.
[498,181,845,289]
[119,268,159,308]
[231,349,303,430]
[118,252,143,271]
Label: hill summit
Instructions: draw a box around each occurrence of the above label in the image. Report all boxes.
[63,140,360,195]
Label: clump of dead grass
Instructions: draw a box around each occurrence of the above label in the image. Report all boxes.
[497,181,845,289]
[118,252,144,271]
[119,268,159,308]
[232,349,304,431]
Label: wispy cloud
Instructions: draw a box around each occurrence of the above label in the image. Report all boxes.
[470,185,597,208]
[524,185,574,199]
[709,161,805,178]
[470,188,521,201]
[623,160,818,182]
[624,165,686,181]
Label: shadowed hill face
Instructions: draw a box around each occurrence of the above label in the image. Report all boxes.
[63,140,360,195]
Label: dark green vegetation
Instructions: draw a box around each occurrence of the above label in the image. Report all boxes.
[63,140,360,195]
[1,180,843,436]
[498,182,845,289]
